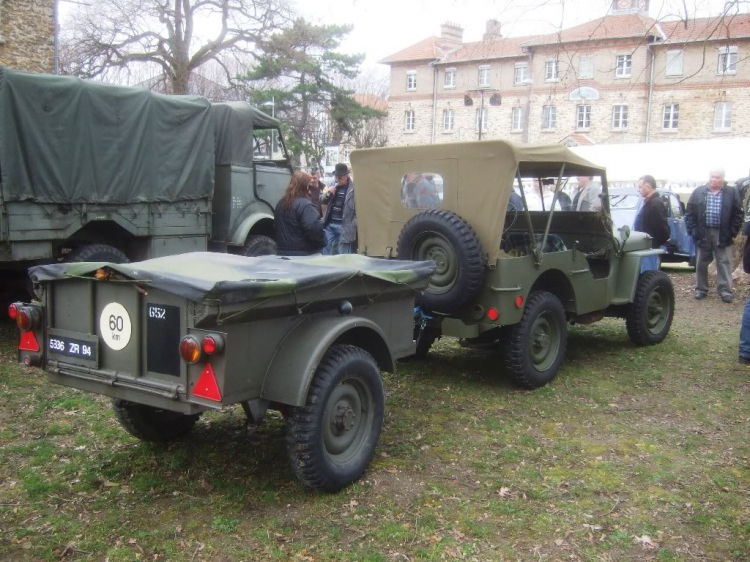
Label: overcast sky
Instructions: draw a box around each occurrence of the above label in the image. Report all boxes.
[59,0,745,74]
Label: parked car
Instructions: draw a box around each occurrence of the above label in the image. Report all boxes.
[351,140,675,390]
[609,188,695,265]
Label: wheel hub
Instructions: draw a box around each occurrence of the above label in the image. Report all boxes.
[332,403,356,433]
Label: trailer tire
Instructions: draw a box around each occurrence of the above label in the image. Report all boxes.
[67,244,129,263]
[112,399,201,442]
[286,344,384,492]
[240,235,277,257]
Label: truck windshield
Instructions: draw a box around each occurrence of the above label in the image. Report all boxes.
[253,128,288,162]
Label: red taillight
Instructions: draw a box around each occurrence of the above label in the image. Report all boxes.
[201,334,225,356]
[16,307,39,332]
[8,303,19,320]
[193,363,222,402]
[179,336,202,364]
[487,307,499,321]
[515,295,524,308]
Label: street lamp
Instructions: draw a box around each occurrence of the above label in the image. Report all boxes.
[260,97,275,157]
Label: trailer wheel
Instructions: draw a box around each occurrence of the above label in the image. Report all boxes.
[286,344,384,492]
[240,235,277,257]
[625,270,674,345]
[112,399,201,442]
[67,243,129,263]
[502,291,567,389]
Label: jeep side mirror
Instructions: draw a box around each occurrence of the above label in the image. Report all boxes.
[619,224,631,242]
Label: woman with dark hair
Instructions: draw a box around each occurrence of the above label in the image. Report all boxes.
[274,171,326,256]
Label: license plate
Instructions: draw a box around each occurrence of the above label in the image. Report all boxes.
[47,329,99,368]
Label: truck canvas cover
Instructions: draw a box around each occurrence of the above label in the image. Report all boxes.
[29,252,435,305]
[211,101,280,167]
[0,67,214,204]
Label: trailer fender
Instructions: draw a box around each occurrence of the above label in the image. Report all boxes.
[261,315,394,407]
[230,212,274,246]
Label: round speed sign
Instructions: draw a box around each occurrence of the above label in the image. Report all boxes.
[99,302,132,351]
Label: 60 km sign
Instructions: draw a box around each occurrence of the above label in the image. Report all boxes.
[99,302,132,351]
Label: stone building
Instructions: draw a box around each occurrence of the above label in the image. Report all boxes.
[381,0,750,147]
[0,0,55,73]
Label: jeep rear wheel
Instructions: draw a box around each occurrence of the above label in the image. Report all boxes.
[626,270,674,345]
[397,210,484,314]
[503,291,567,389]
[286,344,384,493]
[112,399,201,442]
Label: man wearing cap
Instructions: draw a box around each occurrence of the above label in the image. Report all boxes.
[321,163,357,254]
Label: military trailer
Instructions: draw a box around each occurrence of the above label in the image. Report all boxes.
[351,140,675,389]
[11,253,433,491]
[0,67,291,281]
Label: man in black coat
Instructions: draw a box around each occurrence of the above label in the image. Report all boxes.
[686,167,743,303]
[633,175,670,272]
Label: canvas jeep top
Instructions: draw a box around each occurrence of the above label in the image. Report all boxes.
[351,140,675,389]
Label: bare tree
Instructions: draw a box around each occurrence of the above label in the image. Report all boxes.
[61,0,290,94]
[339,68,390,148]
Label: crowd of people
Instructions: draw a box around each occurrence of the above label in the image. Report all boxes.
[273,162,357,256]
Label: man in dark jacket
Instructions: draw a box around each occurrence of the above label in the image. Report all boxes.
[307,168,325,216]
[321,163,357,254]
[739,210,750,363]
[686,167,743,303]
[634,175,670,272]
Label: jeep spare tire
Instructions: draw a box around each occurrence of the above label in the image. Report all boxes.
[397,210,484,314]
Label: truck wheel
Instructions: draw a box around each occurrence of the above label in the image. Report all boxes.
[397,210,484,314]
[625,270,674,345]
[286,344,384,492]
[503,291,567,389]
[67,243,129,263]
[241,235,277,257]
[112,399,201,442]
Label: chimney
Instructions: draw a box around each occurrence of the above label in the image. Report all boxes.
[439,22,464,49]
[483,19,502,41]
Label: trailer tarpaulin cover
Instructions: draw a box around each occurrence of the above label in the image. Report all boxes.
[30,252,436,305]
[0,67,215,203]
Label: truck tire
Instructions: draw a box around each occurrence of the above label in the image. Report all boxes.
[67,243,129,263]
[625,270,674,345]
[502,291,567,389]
[397,210,484,314]
[286,344,384,493]
[240,235,277,257]
[112,399,201,442]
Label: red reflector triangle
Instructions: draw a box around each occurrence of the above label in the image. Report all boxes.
[19,331,40,352]
[193,363,222,402]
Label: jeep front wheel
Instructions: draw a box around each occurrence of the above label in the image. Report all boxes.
[286,344,384,492]
[503,291,567,389]
[625,270,674,345]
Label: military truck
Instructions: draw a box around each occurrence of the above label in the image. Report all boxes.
[0,67,291,289]
[11,252,433,492]
[351,140,675,389]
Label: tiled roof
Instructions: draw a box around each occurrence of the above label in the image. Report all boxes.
[438,35,530,64]
[660,13,750,43]
[378,36,442,63]
[353,93,388,111]
[524,13,659,47]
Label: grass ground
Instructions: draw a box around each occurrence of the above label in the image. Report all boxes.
[0,268,748,561]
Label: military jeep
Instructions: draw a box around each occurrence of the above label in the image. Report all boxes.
[351,140,675,389]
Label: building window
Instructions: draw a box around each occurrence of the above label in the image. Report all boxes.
[511,107,524,131]
[515,62,529,84]
[612,104,628,129]
[444,68,456,88]
[479,65,491,87]
[476,107,488,131]
[714,102,732,130]
[545,59,559,81]
[615,54,632,77]
[542,105,556,130]
[405,110,415,131]
[578,55,594,79]
[443,109,454,131]
[666,50,683,76]
[576,105,591,130]
[718,46,738,75]
[663,104,679,130]
[406,70,417,91]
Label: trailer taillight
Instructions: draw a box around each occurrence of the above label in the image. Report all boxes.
[201,334,224,356]
[179,336,202,364]
[17,306,40,332]
[8,303,19,320]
